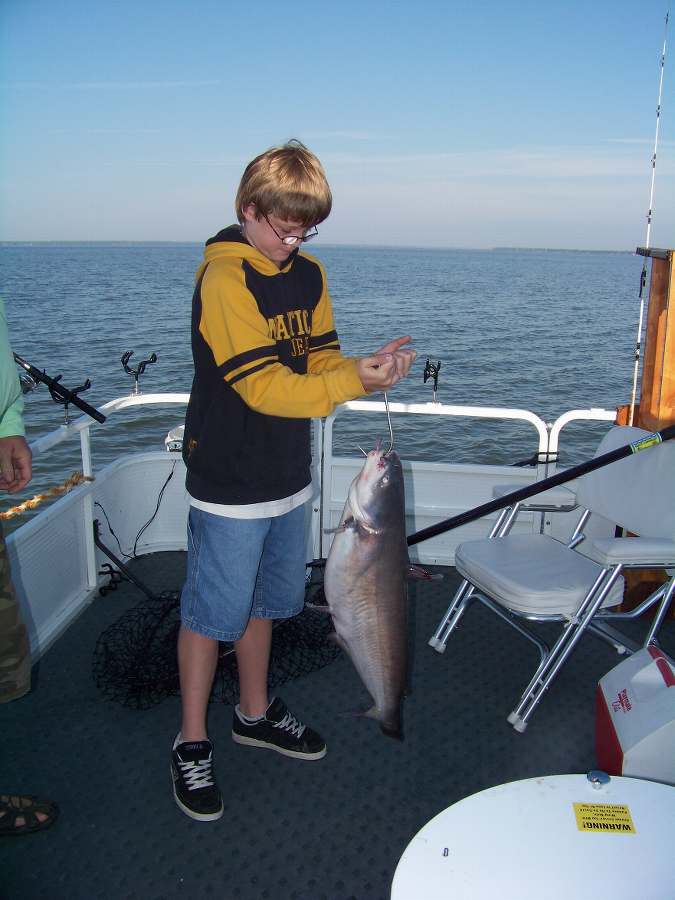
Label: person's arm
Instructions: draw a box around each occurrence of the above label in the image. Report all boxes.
[200,262,364,418]
[0,299,31,493]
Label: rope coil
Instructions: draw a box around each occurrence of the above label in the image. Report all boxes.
[0,471,94,520]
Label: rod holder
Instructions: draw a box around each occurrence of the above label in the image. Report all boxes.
[121,351,158,395]
[424,358,441,402]
[48,375,92,425]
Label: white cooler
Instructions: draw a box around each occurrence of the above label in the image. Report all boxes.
[596,645,675,785]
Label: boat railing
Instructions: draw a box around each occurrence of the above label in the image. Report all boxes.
[10,392,619,656]
[320,400,619,560]
[28,392,191,473]
[24,393,620,544]
[548,408,617,455]
[26,392,619,477]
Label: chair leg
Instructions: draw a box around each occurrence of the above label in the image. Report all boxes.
[429,508,519,653]
[507,620,577,732]
[644,577,675,647]
[428,578,475,652]
[587,621,638,654]
[474,594,549,666]
[509,566,624,732]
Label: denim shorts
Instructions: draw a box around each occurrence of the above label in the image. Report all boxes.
[180,504,307,641]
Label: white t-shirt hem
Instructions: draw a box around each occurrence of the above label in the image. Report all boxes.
[189,484,312,519]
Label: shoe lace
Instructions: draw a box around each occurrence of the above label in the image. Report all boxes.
[178,756,215,791]
[274,711,306,739]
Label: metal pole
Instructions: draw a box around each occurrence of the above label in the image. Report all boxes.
[629,12,669,426]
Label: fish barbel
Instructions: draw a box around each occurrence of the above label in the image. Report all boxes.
[323,445,409,739]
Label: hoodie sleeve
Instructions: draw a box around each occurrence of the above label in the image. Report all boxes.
[199,259,365,418]
[0,299,25,438]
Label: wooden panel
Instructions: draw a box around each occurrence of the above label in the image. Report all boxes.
[623,251,674,613]
[638,251,675,430]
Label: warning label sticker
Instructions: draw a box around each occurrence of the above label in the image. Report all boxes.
[630,434,662,454]
[573,803,636,834]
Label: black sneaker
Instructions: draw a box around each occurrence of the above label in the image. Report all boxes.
[171,736,224,821]
[232,697,327,760]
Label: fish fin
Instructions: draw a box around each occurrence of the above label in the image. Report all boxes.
[377,705,404,740]
[324,515,357,535]
[406,564,444,581]
[324,516,382,537]
[379,720,404,741]
[365,706,404,741]
[339,705,373,720]
[339,705,404,741]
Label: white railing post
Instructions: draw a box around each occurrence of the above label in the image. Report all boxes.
[79,425,98,590]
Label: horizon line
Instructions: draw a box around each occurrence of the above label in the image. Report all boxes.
[0,240,642,254]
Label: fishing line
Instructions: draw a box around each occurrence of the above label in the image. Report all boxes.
[629,11,669,426]
[384,391,394,454]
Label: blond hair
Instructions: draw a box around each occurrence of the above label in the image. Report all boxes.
[235,140,332,226]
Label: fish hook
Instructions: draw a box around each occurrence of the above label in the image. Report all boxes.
[384,391,394,455]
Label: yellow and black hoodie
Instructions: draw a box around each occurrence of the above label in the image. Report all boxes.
[183,226,366,505]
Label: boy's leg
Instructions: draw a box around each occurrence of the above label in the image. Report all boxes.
[173,624,223,822]
[178,625,219,741]
[235,618,272,719]
[172,507,267,822]
[231,504,327,760]
[177,506,267,736]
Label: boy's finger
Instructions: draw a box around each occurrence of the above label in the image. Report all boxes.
[375,336,412,355]
[391,349,416,377]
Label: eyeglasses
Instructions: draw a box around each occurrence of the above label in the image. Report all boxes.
[263,213,318,246]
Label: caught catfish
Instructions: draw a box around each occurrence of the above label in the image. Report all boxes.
[323,444,409,739]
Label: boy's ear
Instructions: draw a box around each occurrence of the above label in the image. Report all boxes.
[242,203,257,223]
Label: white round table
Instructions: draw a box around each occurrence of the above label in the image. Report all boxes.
[391,774,675,900]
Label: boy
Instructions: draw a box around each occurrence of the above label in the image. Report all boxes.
[172,140,416,821]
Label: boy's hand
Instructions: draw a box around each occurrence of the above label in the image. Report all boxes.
[376,336,417,381]
[0,435,32,494]
[357,336,417,393]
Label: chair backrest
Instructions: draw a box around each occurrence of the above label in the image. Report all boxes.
[576,425,675,539]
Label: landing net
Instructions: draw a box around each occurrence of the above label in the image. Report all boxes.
[92,579,338,709]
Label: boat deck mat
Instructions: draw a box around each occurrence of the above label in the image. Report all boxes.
[2,551,673,900]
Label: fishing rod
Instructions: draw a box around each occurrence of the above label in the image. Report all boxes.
[13,353,107,424]
[407,423,675,547]
[628,11,670,426]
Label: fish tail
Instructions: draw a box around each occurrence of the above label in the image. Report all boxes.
[379,718,403,741]
[367,705,403,741]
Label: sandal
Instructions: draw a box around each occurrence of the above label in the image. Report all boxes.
[0,794,59,836]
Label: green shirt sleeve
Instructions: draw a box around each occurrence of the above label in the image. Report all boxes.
[0,298,26,438]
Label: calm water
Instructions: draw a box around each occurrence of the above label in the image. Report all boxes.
[0,242,645,528]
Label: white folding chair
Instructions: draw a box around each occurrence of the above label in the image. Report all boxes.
[429,425,675,732]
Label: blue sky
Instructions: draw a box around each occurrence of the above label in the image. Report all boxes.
[1,0,673,250]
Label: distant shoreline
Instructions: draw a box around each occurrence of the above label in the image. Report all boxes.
[0,241,635,254]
